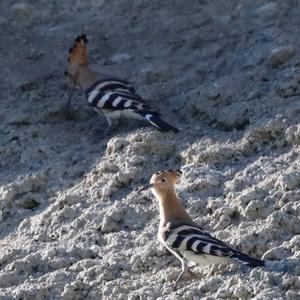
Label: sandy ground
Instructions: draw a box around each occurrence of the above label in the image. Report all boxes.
[0,0,300,299]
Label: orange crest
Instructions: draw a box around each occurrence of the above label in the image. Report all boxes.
[151,169,182,185]
[67,34,88,69]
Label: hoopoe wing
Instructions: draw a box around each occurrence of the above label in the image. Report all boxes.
[163,222,264,267]
[85,78,136,98]
[85,78,179,133]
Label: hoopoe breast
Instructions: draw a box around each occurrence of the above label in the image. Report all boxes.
[182,251,230,265]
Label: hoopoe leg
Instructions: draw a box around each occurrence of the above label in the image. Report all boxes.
[171,262,200,290]
[100,115,112,137]
[164,245,191,289]
[66,88,74,110]
[173,259,188,289]
[101,114,120,136]
[102,111,123,134]
[93,109,115,136]
[187,263,199,276]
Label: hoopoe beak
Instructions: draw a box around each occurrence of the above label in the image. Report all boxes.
[138,184,154,193]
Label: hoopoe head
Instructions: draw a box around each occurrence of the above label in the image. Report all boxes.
[65,34,88,87]
[139,170,182,195]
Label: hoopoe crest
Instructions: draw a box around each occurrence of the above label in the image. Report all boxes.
[66,34,88,88]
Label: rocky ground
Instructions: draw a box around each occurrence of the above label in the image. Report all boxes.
[0,0,300,299]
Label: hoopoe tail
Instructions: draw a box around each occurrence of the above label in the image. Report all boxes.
[139,112,179,133]
[231,251,265,267]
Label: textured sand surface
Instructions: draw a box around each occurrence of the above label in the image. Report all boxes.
[0,1,300,299]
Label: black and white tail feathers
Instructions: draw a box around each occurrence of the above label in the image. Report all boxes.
[139,111,179,133]
[231,251,265,267]
[85,78,179,133]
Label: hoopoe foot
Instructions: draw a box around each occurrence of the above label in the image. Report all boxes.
[187,269,199,279]
[187,263,198,271]
[207,264,218,277]
[63,107,76,120]
[92,127,111,139]
[166,271,184,290]
[168,280,180,291]
[93,124,119,138]
[167,269,199,290]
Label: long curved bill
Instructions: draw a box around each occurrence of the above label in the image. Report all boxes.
[138,184,154,193]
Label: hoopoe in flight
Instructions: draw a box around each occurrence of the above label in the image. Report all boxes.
[139,170,265,287]
[65,34,179,134]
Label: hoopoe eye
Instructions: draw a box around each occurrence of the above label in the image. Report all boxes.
[161,178,166,183]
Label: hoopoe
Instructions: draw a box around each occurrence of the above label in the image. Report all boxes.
[139,170,265,286]
[65,34,179,134]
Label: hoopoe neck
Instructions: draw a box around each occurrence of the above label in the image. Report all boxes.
[156,189,192,225]
[76,65,98,90]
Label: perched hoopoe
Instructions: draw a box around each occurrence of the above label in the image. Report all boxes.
[65,34,179,134]
[139,170,265,286]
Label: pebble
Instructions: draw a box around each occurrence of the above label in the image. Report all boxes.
[10,2,33,18]
[0,16,6,26]
[110,53,132,64]
[255,2,278,19]
[268,45,296,67]
[75,0,105,9]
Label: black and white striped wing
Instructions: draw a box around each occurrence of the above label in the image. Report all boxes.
[87,90,157,115]
[85,78,155,113]
[85,78,179,133]
[163,223,265,267]
[85,78,136,97]
[164,224,233,258]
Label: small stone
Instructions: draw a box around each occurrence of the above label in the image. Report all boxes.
[220,15,233,25]
[277,74,300,98]
[0,16,6,26]
[275,172,300,191]
[101,205,124,233]
[0,186,17,204]
[285,125,300,145]
[75,0,105,9]
[268,45,296,67]
[286,291,299,300]
[255,2,278,19]
[215,101,249,130]
[10,2,33,18]
[21,198,40,210]
[106,137,129,155]
[110,53,132,64]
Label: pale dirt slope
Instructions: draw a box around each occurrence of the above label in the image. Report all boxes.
[0,1,300,299]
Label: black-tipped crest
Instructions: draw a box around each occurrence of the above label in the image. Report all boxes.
[81,34,88,43]
[67,33,89,67]
[154,169,182,177]
[68,34,88,56]
[74,34,88,44]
